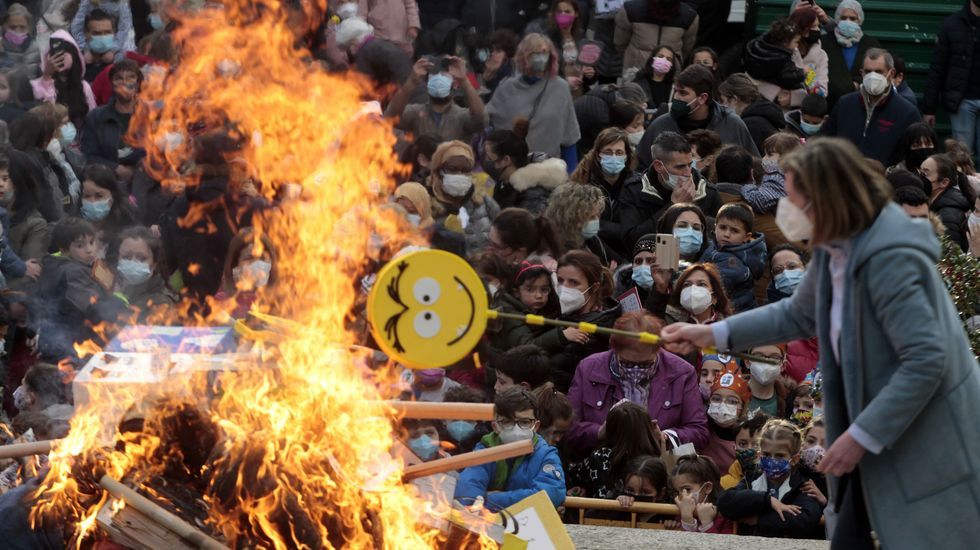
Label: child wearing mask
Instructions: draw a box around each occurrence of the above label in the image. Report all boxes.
[490,261,585,354]
[785,93,828,139]
[567,400,661,500]
[403,368,460,403]
[403,419,450,463]
[746,344,789,417]
[788,383,815,428]
[717,419,822,538]
[441,385,490,455]
[699,203,768,312]
[721,411,770,489]
[701,362,751,474]
[454,386,566,510]
[492,344,552,394]
[36,217,127,362]
[534,382,573,447]
[668,455,734,534]
[798,417,827,514]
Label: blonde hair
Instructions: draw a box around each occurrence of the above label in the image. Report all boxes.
[543,182,604,249]
[781,137,892,245]
[759,418,803,456]
[514,33,559,78]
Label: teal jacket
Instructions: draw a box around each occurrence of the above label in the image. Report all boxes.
[723,203,980,548]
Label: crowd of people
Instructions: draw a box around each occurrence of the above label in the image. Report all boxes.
[0,0,976,545]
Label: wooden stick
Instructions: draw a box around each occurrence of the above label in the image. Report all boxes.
[99,475,228,550]
[564,496,679,516]
[0,440,54,459]
[386,401,495,421]
[402,440,533,482]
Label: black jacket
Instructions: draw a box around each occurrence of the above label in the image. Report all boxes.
[458,0,536,34]
[924,5,979,114]
[821,34,881,109]
[717,471,823,539]
[549,300,622,393]
[743,36,806,91]
[740,99,787,154]
[931,184,971,251]
[821,90,922,165]
[80,99,145,168]
[130,163,176,227]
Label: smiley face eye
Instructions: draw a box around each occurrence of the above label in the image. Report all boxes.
[413,310,441,338]
[413,277,441,305]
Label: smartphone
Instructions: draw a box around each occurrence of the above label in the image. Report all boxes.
[655,234,679,270]
[48,39,70,58]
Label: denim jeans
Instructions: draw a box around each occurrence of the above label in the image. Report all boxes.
[950,98,980,159]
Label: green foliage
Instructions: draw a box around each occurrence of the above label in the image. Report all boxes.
[938,238,980,359]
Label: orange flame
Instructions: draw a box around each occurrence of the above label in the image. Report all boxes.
[26,0,466,547]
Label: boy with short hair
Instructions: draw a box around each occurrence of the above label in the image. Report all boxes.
[36,218,127,362]
[493,344,550,394]
[721,411,771,489]
[454,386,565,510]
[784,94,829,138]
[700,203,768,312]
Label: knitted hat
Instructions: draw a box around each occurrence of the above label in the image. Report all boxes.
[633,233,658,258]
[834,0,864,24]
[710,361,751,404]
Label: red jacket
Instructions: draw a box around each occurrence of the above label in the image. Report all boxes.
[785,338,819,383]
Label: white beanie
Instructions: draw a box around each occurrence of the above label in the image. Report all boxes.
[834,0,865,24]
[336,17,373,48]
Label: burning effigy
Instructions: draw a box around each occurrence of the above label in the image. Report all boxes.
[0,0,531,548]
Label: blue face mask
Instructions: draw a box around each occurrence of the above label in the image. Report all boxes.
[760,456,792,481]
[599,154,626,175]
[117,258,153,285]
[774,269,805,295]
[445,420,477,442]
[836,20,861,39]
[673,226,703,256]
[59,122,77,144]
[581,218,600,239]
[88,34,116,54]
[80,198,112,221]
[148,13,164,30]
[427,73,453,99]
[408,434,439,461]
[800,120,822,136]
[631,264,653,289]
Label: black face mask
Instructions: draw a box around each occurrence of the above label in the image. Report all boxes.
[905,147,935,171]
[804,32,820,45]
[483,157,504,182]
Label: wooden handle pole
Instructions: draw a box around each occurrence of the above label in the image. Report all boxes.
[0,440,54,459]
[99,475,228,550]
[386,401,495,421]
[563,496,680,516]
[402,440,533,482]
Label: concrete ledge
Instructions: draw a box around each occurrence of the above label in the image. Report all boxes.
[566,524,830,549]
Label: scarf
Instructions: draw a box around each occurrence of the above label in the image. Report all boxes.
[834,25,863,48]
[609,354,658,406]
[480,432,540,491]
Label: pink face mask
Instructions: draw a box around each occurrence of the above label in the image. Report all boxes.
[4,29,27,46]
[555,13,575,29]
[652,57,672,75]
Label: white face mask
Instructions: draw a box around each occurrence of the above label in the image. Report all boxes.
[581,218,600,239]
[337,2,358,20]
[406,213,421,226]
[680,285,712,315]
[862,71,890,96]
[776,196,814,241]
[233,260,272,289]
[750,362,781,386]
[498,424,535,444]
[441,173,473,197]
[558,285,587,315]
[628,131,643,147]
[12,385,31,411]
[707,402,739,427]
[487,282,499,296]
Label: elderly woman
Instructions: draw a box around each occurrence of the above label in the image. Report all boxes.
[487,33,580,165]
[565,311,708,458]
[425,140,499,252]
[820,0,880,108]
[544,182,622,268]
[663,137,980,549]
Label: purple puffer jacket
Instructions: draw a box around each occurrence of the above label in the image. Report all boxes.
[565,349,709,457]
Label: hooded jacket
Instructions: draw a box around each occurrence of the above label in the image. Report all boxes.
[454,433,566,511]
[637,102,759,170]
[30,30,96,110]
[739,99,787,154]
[700,233,768,313]
[493,157,566,214]
[743,36,806,91]
[930,184,971,250]
[723,203,980,549]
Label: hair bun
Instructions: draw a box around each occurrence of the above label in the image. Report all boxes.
[511,118,530,140]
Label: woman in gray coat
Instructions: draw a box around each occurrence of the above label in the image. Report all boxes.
[663,137,980,549]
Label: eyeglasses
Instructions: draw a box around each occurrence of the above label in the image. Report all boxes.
[771,262,804,275]
[495,417,537,430]
[709,395,742,408]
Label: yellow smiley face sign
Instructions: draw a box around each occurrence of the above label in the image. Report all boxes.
[367,249,488,369]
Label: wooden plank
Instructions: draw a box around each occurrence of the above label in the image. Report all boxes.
[402,440,533,481]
